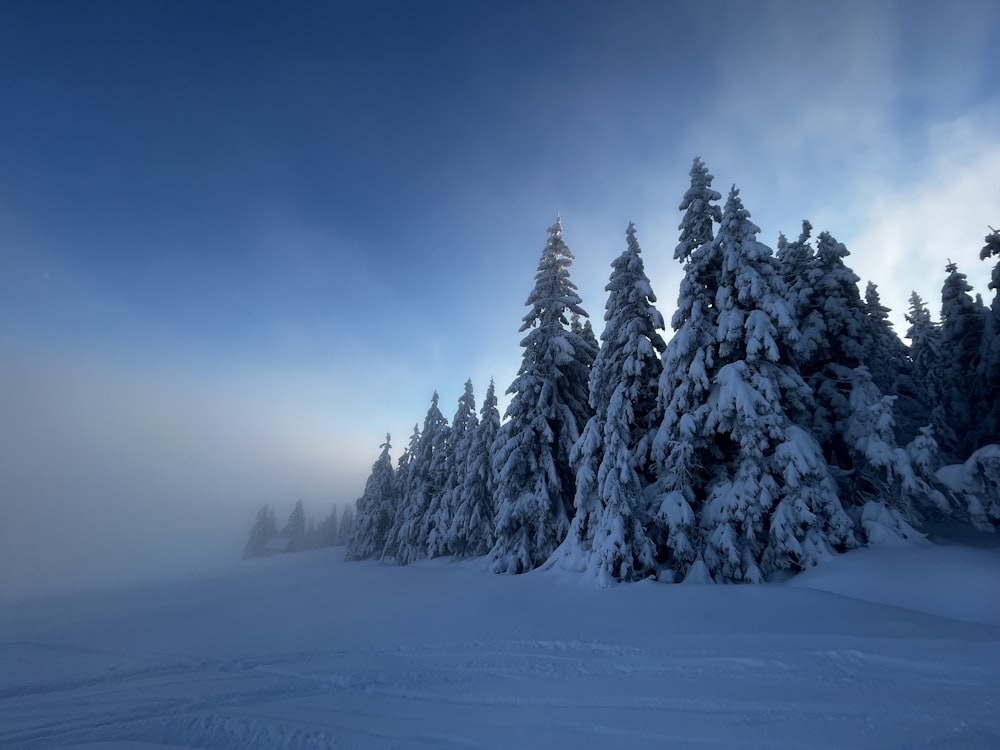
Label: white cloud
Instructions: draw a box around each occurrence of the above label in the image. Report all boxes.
[835,106,1000,330]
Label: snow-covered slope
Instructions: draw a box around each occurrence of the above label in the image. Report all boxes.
[1,532,998,749]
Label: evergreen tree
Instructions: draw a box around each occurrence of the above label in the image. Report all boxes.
[427,381,478,558]
[282,500,307,552]
[651,161,725,579]
[243,503,278,559]
[346,436,395,561]
[559,222,666,583]
[565,314,599,444]
[939,262,987,458]
[660,187,855,582]
[793,231,873,457]
[982,226,1000,298]
[381,425,420,560]
[337,503,355,546]
[865,281,923,445]
[905,292,954,459]
[450,379,501,558]
[386,394,450,564]
[318,505,340,548]
[842,368,948,541]
[675,156,723,262]
[491,217,591,573]
[863,282,910,398]
[776,221,825,366]
[977,227,1000,447]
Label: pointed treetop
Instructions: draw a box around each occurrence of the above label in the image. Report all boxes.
[675,156,723,261]
[718,185,762,243]
[982,226,1000,259]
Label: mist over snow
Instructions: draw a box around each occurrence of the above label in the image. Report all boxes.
[0,340,368,600]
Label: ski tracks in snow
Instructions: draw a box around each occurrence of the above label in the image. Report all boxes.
[1,637,997,749]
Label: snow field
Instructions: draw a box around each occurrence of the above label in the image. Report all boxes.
[1,535,998,749]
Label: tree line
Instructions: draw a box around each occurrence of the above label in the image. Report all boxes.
[345,158,999,584]
[244,499,355,559]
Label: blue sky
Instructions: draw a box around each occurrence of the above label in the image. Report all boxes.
[1,1,998,594]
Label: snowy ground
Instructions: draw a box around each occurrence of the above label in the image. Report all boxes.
[1,527,999,750]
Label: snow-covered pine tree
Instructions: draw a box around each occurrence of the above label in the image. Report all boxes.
[864,281,922,445]
[450,379,501,558]
[792,231,873,455]
[318,505,340,548]
[939,262,988,458]
[976,227,1000,447]
[282,500,307,552]
[651,159,724,580]
[558,222,666,583]
[842,367,948,541]
[243,503,279,559]
[983,226,1000,297]
[337,503,355,546]
[491,217,592,574]
[346,435,395,561]
[675,156,723,263]
[905,292,955,460]
[426,381,477,558]
[386,393,450,565]
[776,221,825,366]
[566,314,599,440]
[863,282,910,396]
[380,425,420,561]
[696,188,854,582]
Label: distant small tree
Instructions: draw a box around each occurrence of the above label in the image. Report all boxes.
[318,505,340,548]
[337,504,355,546]
[243,503,278,559]
[282,500,308,552]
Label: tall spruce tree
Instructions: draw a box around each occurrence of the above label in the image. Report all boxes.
[864,281,922,444]
[381,425,420,560]
[346,436,395,560]
[491,217,591,573]
[427,380,478,558]
[558,222,666,583]
[450,379,501,558]
[651,160,724,579]
[939,262,988,458]
[672,188,854,582]
[676,156,723,262]
[905,292,955,459]
[977,227,1000,446]
[386,394,450,564]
